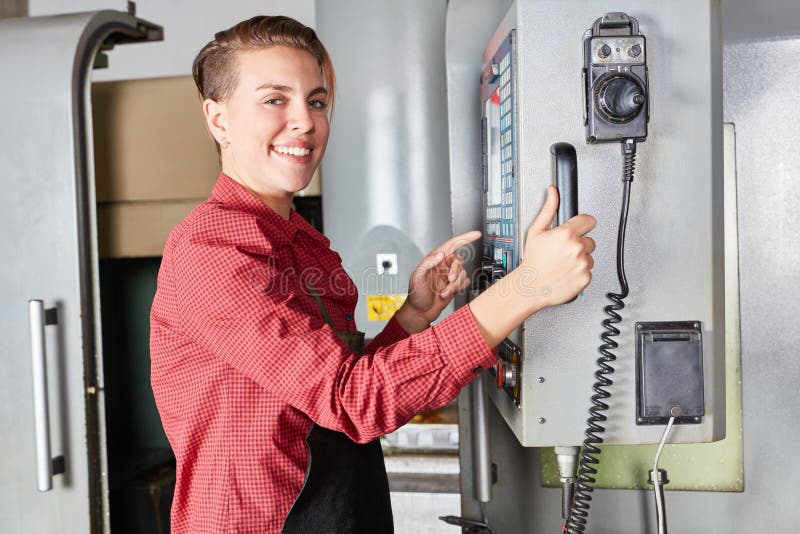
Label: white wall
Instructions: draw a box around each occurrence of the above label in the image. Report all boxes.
[29,0,316,81]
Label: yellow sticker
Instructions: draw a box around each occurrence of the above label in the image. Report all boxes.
[366,294,406,321]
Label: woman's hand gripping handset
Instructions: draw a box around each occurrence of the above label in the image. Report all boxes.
[393,185,594,339]
[469,185,596,347]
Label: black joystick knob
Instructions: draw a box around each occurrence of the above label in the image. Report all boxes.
[596,74,645,124]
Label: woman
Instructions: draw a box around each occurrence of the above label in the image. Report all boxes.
[150,15,595,534]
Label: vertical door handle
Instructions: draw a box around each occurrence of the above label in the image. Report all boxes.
[28,299,61,492]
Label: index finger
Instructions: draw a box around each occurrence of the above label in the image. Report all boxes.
[560,214,596,236]
[429,230,482,258]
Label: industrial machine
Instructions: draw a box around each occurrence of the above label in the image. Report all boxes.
[457,1,725,532]
[5,1,800,533]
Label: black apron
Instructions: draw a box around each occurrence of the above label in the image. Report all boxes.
[282,285,394,534]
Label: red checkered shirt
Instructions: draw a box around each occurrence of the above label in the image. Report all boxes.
[150,173,496,533]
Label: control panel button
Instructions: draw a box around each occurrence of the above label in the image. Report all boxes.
[495,358,518,390]
[496,359,505,389]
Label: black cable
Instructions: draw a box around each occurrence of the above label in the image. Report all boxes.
[439,515,497,534]
[565,142,636,533]
[480,502,498,534]
[439,502,496,534]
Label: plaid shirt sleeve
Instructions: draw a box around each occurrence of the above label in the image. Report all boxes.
[173,228,496,444]
[364,316,410,354]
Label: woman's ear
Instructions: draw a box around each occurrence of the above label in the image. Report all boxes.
[202,98,227,144]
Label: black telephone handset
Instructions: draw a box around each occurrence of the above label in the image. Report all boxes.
[550,142,578,226]
[550,142,579,303]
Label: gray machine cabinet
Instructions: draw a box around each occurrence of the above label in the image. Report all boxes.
[0,11,161,534]
[483,0,725,447]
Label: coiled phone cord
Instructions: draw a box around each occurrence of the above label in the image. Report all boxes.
[565,142,636,534]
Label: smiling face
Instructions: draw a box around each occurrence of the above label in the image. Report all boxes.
[203,45,330,217]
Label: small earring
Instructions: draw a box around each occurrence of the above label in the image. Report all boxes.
[221,137,230,149]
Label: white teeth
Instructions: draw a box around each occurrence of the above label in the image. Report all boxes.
[274,145,311,157]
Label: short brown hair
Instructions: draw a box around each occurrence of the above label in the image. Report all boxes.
[192,15,336,112]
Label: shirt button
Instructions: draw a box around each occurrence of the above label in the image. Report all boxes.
[344,314,353,321]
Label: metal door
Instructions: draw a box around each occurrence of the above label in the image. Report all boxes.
[0,10,161,533]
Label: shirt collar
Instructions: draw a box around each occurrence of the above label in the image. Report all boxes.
[210,172,329,247]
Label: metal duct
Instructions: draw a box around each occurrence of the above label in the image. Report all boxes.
[316,0,452,338]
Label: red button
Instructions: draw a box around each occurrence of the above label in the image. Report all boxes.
[496,360,505,389]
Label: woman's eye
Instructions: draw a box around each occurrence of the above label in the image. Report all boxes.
[264,98,285,105]
[309,99,328,110]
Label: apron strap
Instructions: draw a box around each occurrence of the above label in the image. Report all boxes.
[306,280,335,329]
[307,280,365,355]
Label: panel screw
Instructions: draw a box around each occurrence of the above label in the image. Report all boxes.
[538,417,546,424]
[670,406,682,417]
[694,322,700,329]
[537,377,545,383]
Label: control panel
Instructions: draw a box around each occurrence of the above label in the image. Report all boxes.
[480,30,522,408]
[481,31,517,286]
[477,2,724,448]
